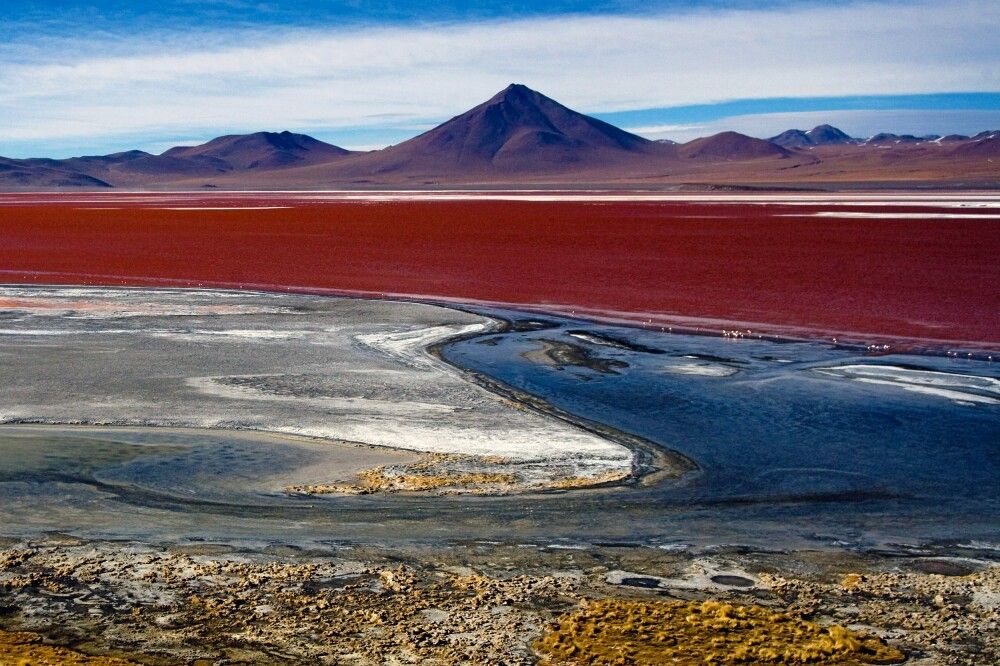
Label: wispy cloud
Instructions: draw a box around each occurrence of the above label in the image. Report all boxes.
[623,124,709,137]
[1,0,998,156]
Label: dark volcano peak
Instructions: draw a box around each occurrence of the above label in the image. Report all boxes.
[487,82,537,103]
[368,83,653,173]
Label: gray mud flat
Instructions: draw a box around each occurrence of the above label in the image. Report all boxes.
[0,286,640,504]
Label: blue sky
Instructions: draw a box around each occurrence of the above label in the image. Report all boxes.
[1,1,823,32]
[1,0,998,157]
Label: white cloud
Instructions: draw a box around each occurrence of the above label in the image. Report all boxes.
[338,144,389,152]
[1,0,998,151]
[623,124,709,137]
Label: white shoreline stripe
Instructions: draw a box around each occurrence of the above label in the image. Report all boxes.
[794,212,1000,219]
[816,365,1000,405]
[5,192,1000,206]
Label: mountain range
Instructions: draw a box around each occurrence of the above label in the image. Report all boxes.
[1,84,997,189]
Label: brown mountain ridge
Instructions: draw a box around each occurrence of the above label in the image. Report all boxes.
[1,84,997,189]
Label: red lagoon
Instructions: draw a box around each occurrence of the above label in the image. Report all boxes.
[1,193,998,346]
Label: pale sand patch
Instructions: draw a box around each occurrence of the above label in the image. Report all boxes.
[815,364,999,405]
[793,211,1000,219]
[663,362,739,377]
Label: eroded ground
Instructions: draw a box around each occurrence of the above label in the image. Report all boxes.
[0,538,996,665]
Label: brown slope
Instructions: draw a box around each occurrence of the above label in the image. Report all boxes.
[162,131,352,171]
[951,133,1000,158]
[0,157,112,189]
[11,132,356,188]
[678,132,790,160]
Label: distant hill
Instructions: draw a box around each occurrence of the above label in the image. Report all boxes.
[864,133,937,145]
[679,131,789,159]
[952,132,1000,157]
[1,132,353,188]
[24,149,226,186]
[162,131,351,171]
[770,125,855,148]
[0,157,111,188]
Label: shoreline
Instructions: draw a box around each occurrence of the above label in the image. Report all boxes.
[4,280,996,358]
[425,314,697,489]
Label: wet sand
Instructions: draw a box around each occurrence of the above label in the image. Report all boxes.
[0,425,423,501]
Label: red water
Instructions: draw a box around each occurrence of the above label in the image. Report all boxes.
[2,193,997,345]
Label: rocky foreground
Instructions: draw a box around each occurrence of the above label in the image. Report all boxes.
[0,536,996,665]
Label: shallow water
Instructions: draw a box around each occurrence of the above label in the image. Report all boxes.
[0,307,997,551]
[439,309,1000,545]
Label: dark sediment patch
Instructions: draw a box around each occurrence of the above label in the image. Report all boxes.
[711,574,755,588]
[523,339,629,375]
[426,333,698,489]
[509,318,559,332]
[674,352,747,365]
[566,329,665,354]
[908,559,980,577]
[618,576,662,589]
